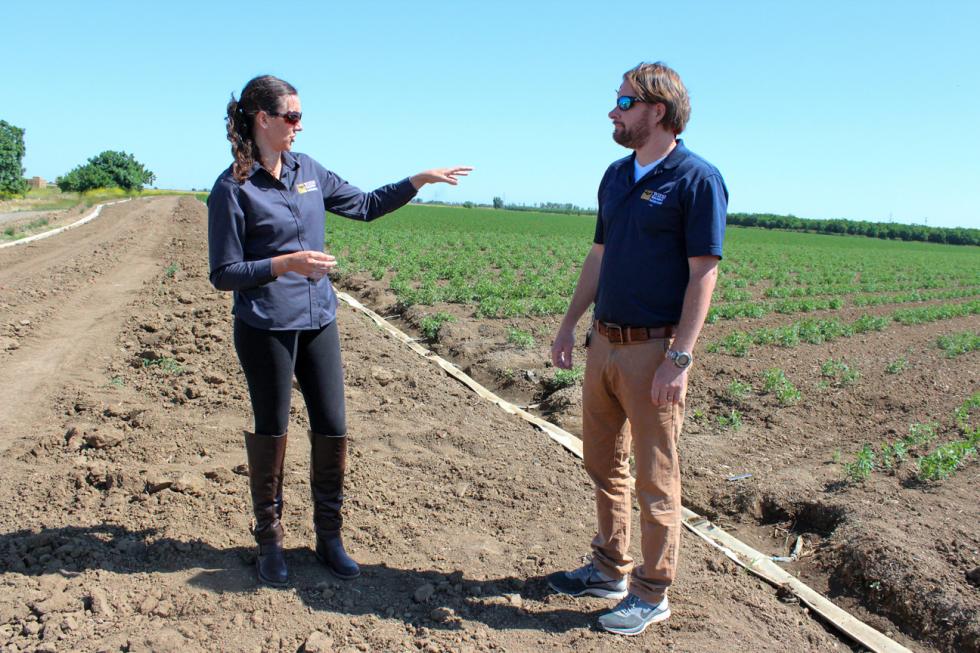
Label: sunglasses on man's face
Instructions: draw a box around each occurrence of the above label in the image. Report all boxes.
[616,96,645,111]
[268,111,302,125]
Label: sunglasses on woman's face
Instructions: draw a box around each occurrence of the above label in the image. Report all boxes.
[616,96,645,111]
[269,111,302,125]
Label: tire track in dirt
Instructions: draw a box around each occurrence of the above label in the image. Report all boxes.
[0,198,176,452]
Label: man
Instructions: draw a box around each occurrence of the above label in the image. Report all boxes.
[547,62,727,636]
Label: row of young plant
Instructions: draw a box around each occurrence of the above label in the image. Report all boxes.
[840,393,980,483]
[713,360,859,430]
[937,331,980,358]
[718,238,978,292]
[757,278,977,299]
[707,300,980,356]
[706,286,980,324]
[325,204,979,320]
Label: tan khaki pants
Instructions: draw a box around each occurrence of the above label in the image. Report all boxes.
[582,330,684,605]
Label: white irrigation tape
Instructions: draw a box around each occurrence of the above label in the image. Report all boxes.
[336,290,912,653]
[0,199,132,250]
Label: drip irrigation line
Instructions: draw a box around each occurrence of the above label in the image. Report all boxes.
[335,290,913,653]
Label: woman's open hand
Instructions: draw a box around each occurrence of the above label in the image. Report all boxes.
[410,167,473,189]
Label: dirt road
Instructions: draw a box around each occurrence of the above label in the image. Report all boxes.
[0,196,861,652]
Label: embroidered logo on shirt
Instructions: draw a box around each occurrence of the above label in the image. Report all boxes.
[296,180,318,194]
[646,191,667,206]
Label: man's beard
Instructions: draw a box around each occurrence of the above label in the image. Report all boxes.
[612,109,651,149]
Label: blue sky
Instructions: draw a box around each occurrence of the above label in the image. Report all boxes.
[4,1,979,229]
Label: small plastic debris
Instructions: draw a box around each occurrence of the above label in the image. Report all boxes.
[772,536,804,564]
[726,473,753,481]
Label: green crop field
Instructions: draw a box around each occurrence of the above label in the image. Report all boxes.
[325,203,980,324]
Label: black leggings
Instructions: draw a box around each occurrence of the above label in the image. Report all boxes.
[233,318,346,436]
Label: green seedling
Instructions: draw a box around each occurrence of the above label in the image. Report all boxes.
[761,368,801,406]
[164,262,179,278]
[506,327,535,349]
[418,312,455,341]
[549,366,584,390]
[918,440,976,481]
[843,444,875,482]
[906,422,938,448]
[885,356,909,374]
[142,356,184,374]
[821,358,860,387]
[717,409,743,430]
[936,331,980,358]
[726,379,752,400]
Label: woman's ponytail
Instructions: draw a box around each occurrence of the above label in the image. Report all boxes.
[226,96,258,183]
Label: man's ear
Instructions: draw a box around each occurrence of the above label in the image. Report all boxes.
[652,102,666,126]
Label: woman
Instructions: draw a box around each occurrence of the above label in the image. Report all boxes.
[208,75,470,586]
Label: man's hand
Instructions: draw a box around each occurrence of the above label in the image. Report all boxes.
[410,167,473,189]
[551,326,576,370]
[650,360,687,406]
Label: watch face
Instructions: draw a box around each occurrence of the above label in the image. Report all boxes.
[672,351,692,368]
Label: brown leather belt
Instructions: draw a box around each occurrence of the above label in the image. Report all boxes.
[594,320,674,344]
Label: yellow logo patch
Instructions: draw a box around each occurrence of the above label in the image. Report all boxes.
[640,189,653,201]
[297,180,318,194]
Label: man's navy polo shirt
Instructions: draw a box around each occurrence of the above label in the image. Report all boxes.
[593,139,727,326]
[208,151,416,330]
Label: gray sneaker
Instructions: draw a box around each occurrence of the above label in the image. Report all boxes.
[597,593,670,635]
[546,561,628,599]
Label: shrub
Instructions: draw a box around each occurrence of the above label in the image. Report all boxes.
[57,150,155,192]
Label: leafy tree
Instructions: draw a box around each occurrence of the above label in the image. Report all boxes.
[492,196,503,209]
[57,150,155,192]
[0,120,29,198]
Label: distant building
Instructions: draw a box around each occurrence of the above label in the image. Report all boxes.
[28,177,46,189]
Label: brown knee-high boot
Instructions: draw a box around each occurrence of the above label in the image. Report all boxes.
[308,430,360,579]
[244,431,288,586]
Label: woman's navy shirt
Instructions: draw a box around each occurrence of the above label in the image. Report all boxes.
[208,151,416,330]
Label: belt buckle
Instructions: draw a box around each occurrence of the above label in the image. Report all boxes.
[606,323,624,344]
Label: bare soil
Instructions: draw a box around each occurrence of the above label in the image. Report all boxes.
[0,196,875,652]
[0,204,92,235]
[339,253,980,653]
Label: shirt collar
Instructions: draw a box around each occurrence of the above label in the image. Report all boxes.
[660,139,688,170]
[246,151,300,180]
[281,150,300,170]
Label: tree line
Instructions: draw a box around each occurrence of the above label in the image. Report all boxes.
[0,119,154,198]
[2,116,976,246]
[728,213,979,247]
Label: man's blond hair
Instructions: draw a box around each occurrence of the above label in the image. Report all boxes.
[624,62,691,135]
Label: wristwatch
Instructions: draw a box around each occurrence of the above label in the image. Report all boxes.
[667,350,693,369]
